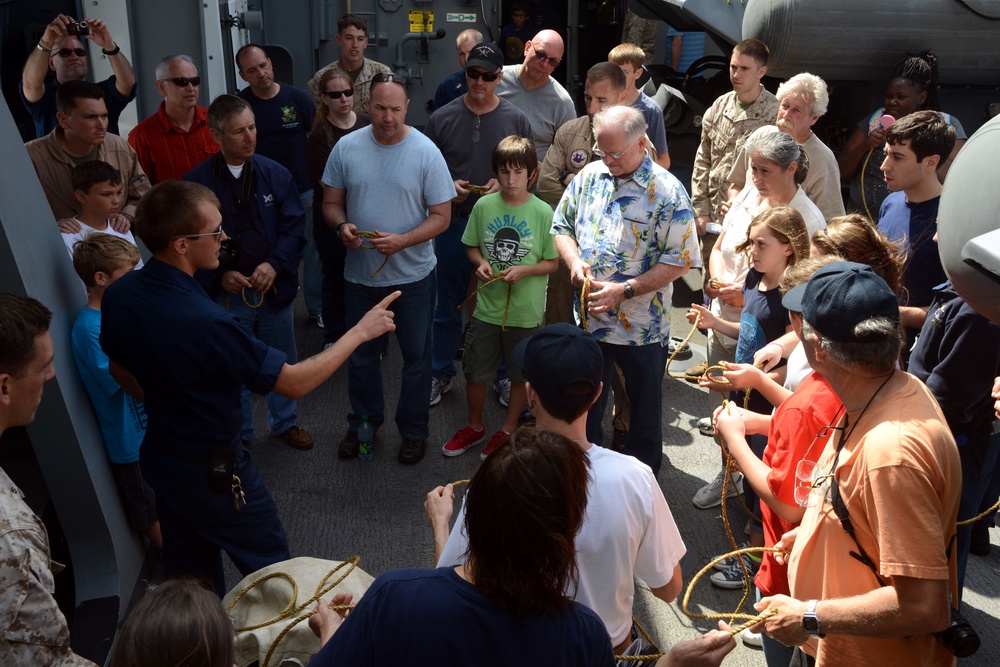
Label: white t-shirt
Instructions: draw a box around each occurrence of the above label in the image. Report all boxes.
[438,444,687,646]
[62,220,143,268]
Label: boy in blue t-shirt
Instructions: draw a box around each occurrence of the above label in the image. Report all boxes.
[442,136,558,459]
[70,234,161,549]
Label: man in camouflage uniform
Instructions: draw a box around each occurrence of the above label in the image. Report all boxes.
[691,38,778,270]
[0,293,96,666]
[308,13,390,114]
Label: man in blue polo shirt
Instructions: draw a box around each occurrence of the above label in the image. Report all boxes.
[101,179,398,593]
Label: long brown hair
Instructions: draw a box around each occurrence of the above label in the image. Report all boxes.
[464,427,590,617]
[313,71,354,135]
[811,214,904,293]
[736,206,810,268]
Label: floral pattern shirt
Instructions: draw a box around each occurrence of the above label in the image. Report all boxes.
[552,156,699,346]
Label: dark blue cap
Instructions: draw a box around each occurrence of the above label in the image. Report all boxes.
[782,261,899,342]
[512,323,604,406]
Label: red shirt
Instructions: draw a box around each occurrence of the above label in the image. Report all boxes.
[755,372,842,596]
[127,103,219,183]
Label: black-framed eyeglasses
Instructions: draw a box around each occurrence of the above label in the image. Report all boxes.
[371,72,406,86]
[593,138,640,160]
[160,76,201,88]
[472,114,480,144]
[57,48,88,58]
[175,224,223,240]
[465,68,501,82]
[322,88,354,99]
[531,45,561,67]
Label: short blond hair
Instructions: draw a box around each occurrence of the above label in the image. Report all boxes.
[608,43,645,69]
[72,234,140,288]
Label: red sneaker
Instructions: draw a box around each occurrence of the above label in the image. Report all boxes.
[480,429,511,460]
[442,426,486,457]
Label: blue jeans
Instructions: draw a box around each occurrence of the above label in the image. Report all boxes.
[757,587,795,667]
[956,431,1000,596]
[216,293,298,439]
[313,205,347,341]
[431,215,474,382]
[300,189,323,316]
[587,341,667,476]
[345,273,434,440]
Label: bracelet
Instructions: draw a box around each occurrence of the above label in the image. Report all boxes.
[36,41,53,52]
[335,221,349,233]
[765,341,783,354]
[102,44,121,56]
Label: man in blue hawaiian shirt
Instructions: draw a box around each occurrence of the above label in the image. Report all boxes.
[552,105,698,476]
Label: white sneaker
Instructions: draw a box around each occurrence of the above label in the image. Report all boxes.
[740,628,763,647]
[697,417,714,436]
[494,377,511,407]
[429,377,452,407]
[692,470,743,509]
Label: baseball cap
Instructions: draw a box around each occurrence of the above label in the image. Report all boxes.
[465,42,503,72]
[511,323,604,406]
[782,261,899,342]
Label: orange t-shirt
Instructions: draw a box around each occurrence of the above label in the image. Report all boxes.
[788,374,960,667]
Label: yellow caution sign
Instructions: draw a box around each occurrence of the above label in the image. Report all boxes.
[408,10,433,32]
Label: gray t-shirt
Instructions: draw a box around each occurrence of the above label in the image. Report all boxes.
[495,65,575,163]
[323,127,455,286]
[424,97,534,216]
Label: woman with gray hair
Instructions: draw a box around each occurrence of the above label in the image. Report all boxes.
[690,130,826,511]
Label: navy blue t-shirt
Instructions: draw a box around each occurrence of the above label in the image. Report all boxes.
[238,83,316,193]
[308,567,615,667]
[735,268,789,415]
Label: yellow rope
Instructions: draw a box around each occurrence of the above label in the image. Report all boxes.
[456,274,514,330]
[226,557,361,667]
[466,183,489,195]
[681,546,783,634]
[356,231,390,278]
[666,312,703,379]
[579,276,591,331]
[957,498,1000,527]
[225,286,277,310]
[615,615,664,662]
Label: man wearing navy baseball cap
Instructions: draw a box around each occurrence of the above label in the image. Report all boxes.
[427,323,708,658]
[749,262,963,666]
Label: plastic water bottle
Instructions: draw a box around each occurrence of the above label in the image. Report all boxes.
[358,415,374,461]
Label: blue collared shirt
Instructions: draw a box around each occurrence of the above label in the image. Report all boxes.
[101,258,286,449]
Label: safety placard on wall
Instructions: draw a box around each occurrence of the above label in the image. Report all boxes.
[446,13,477,22]
[408,10,433,32]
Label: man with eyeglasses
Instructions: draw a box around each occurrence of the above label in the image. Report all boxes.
[432,29,483,112]
[308,13,390,115]
[26,80,149,231]
[495,29,574,163]
[731,262,961,667]
[552,105,698,477]
[20,13,136,139]
[322,72,455,464]
[100,179,399,595]
[127,55,219,184]
[237,44,322,330]
[423,41,532,408]
[184,94,313,452]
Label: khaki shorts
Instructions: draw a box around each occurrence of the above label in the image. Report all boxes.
[463,318,537,384]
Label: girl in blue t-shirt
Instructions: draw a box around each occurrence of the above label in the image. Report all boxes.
[686,206,810,585]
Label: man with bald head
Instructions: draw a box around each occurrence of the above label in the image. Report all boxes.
[552,105,699,476]
[495,29,574,162]
[432,29,484,111]
[128,55,219,183]
[20,13,136,138]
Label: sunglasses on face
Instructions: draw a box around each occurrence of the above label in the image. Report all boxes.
[161,77,201,88]
[57,48,88,58]
[322,88,355,99]
[465,68,501,82]
[531,46,561,67]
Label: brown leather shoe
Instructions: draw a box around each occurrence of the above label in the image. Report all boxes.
[683,361,708,383]
[275,425,314,450]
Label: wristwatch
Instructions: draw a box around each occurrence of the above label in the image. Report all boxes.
[803,599,825,638]
[623,281,635,299]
